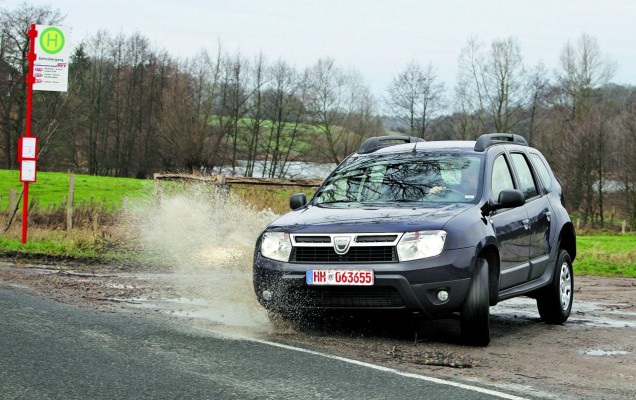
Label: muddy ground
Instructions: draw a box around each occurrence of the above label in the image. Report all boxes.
[1,261,634,400]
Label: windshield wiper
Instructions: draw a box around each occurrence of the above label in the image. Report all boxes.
[384,199,419,203]
[316,200,357,205]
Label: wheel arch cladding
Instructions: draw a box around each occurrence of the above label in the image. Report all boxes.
[478,244,500,306]
[558,222,576,261]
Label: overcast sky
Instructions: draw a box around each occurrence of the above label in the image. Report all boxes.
[3,0,635,97]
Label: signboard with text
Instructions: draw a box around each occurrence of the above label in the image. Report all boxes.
[33,25,69,92]
[18,136,38,161]
[20,160,37,183]
[18,136,38,183]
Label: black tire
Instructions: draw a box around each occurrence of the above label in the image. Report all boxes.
[537,249,573,324]
[460,258,490,346]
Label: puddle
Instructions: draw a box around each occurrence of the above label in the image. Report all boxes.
[583,349,630,356]
[107,283,139,290]
[491,297,636,328]
[130,295,272,336]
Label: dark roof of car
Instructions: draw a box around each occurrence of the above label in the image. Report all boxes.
[354,134,529,157]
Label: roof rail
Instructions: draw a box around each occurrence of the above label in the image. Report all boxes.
[474,133,528,152]
[357,135,424,154]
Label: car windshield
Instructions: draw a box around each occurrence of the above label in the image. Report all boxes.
[314,153,483,206]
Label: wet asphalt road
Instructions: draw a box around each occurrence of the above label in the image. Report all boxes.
[0,284,526,400]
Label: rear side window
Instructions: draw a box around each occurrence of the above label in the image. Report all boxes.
[529,153,552,190]
[511,153,539,199]
[491,155,515,202]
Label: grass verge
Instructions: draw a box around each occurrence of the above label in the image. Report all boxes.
[575,234,636,277]
[0,230,123,267]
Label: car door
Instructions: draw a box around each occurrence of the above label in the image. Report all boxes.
[510,151,552,281]
[488,153,532,290]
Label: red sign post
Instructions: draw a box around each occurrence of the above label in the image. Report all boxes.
[19,24,68,243]
[19,24,38,244]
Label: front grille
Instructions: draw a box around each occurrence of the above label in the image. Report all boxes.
[294,236,331,243]
[286,286,404,308]
[291,246,397,263]
[355,235,398,243]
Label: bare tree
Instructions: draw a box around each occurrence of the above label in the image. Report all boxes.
[305,58,372,163]
[119,32,151,177]
[244,52,267,177]
[454,38,487,138]
[157,50,222,172]
[455,37,526,136]
[135,49,171,178]
[621,90,636,228]
[337,70,379,158]
[220,51,251,174]
[557,33,616,118]
[385,61,444,138]
[82,31,115,175]
[525,63,550,147]
[261,59,307,178]
[553,33,617,226]
[347,75,383,144]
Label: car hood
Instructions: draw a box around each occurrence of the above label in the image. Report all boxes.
[266,203,473,234]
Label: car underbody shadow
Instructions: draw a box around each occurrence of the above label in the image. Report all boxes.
[272,309,467,345]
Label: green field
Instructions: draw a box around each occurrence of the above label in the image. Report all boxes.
[0,169,152,212]
[575,234,636,277]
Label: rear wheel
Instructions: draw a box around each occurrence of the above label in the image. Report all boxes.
[537,249,573,324]
[460,258,490,346]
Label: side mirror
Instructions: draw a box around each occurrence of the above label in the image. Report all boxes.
[290,193,307,210]
[492,189,525,210]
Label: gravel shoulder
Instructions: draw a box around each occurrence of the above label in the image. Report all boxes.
[1,261,634,399]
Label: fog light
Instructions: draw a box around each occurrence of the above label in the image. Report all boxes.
[262,290,273,301]
[437,290,449,302]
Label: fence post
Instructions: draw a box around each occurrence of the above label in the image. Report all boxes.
[67,173,75,231]
[9,189,16,216]
[154,176,163,207]
[622,220,627,234]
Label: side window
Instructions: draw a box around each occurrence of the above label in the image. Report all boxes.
[511,153,539,199]
[529,153,552,191]
[491,155,515,202]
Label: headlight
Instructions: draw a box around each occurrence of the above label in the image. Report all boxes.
[260,232,292,262]
[397,230,446,261]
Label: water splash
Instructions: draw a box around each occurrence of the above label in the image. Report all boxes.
[125,185,278,336]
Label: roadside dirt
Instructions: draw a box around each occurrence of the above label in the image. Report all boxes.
[1,261,634,400]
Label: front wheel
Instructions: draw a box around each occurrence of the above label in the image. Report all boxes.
[537,250,573,324]
[460,258,490,346]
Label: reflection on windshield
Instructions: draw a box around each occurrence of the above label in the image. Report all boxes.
[315,153,483,205]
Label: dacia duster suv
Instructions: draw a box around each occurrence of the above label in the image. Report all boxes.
[253,133,576,345]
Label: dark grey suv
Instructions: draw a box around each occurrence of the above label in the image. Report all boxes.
[253,133,576,345]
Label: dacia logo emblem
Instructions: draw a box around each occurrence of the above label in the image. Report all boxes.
[333,236,352,255]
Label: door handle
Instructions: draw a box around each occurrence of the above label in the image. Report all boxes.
[523,219,530,230]
[546,211,552,222]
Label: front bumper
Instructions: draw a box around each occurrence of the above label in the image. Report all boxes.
[253,246,475,318]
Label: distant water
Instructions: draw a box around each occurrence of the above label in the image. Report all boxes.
[218,160,337,180]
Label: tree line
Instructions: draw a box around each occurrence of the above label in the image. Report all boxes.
[1,4,382,180]
[1,3,635,229]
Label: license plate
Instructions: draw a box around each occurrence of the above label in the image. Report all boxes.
[306,269,374,286]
